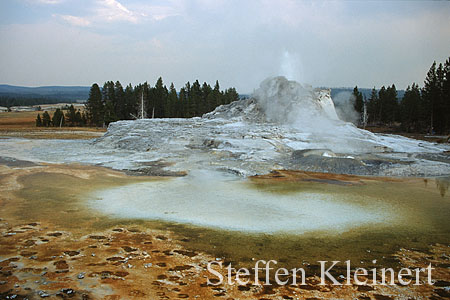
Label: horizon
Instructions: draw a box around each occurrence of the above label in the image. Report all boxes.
[0,80,412,93]
[1,1,449,94]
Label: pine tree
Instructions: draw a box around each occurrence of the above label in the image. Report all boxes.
[184,82,193,117]
[400,83,422,132]
[367,87,379,124]
[124,84,136,119]
[201,82,212,114]
[223,88,239,105]
[75,110,82,126]
[167,83,178,118]
[81,111,88,126]
[65,105,77,126]
[35,113,42,127]
[153,77,168,118]
[378,86,387,123]
[85,83,104,127]
[353,86,364,115]
[42,111,51,127]
[179,87,187,118]
[206,92,216,114]
[385,84,398,124]
[443,57,450,133]
[209,80,221,110]
[190,80,202,117]
[434,63,446,133]
[52,108,65,127]
[114,81,125,120]
[103,100,116,125]
[102,81,117,125]
[141,82,153,118]
[102,81,116,106]
[422,61,439,133]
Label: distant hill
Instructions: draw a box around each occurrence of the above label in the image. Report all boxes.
[0,84,407,107]
[0,84,90,101]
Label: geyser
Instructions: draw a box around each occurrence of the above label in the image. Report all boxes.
[253,76,340,126]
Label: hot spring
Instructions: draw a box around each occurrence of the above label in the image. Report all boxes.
[79,169,450,270]
[87,170,393,234]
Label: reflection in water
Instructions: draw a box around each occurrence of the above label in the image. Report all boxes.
[436,177,450,197]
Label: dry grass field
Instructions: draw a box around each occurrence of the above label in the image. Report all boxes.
[0,110,106,139]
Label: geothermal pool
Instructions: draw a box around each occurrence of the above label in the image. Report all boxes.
[81,169,449,269]
[4,161,448,270]
[87,170,392,234]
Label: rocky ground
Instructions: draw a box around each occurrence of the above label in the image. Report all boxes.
[1,219,449,300]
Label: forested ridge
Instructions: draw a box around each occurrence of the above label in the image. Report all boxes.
[0,96,78,107]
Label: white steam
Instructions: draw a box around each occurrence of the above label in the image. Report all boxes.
[253,76,341,133]
[333,91,360,125]
[279,50,304,83]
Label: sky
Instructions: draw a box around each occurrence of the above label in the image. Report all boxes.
[0,0,449,93]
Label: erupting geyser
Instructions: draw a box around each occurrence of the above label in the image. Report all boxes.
[253,76,340,125]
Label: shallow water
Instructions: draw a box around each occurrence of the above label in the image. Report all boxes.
[12,167,450,271]
[172,176,450,270]
[86,170,450,270]
[87,170,393,234]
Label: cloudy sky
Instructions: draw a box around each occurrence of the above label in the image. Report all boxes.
[0,0,449,93]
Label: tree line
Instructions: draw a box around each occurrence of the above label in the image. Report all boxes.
[36,77,239,127]
[352,56,450,134]
[0,96,77,108]
[35,57,449,134]
[35,105,87,127]
[85,77,239,127]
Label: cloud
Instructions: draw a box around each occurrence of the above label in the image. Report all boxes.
[55,0,180,27]
[97,1,182,23]
[33,0,64,4]
[56,14,91,27]
[144,6,180,21]
[54,0,140,27]
[0,22,113,86]
[2,0,449,91]
[96,0,139,23]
